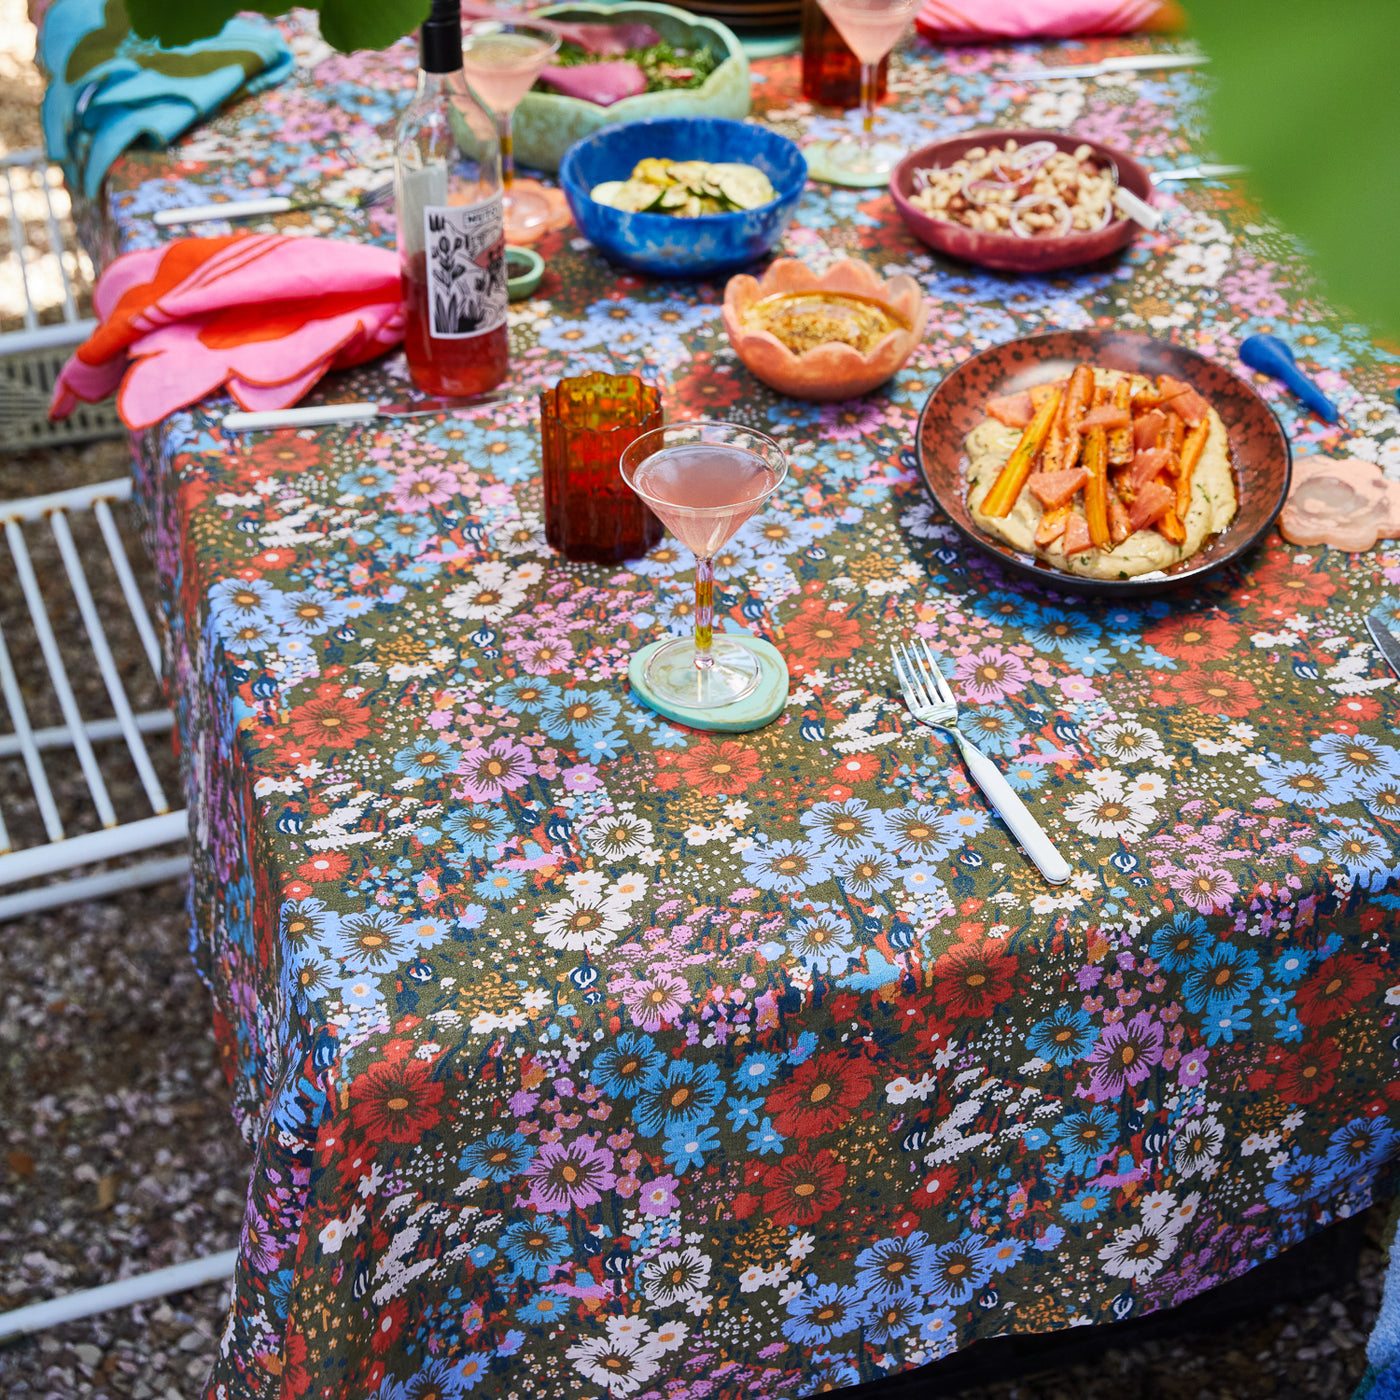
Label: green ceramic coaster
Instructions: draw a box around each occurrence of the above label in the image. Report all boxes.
[629,635,789,733]
[506,246,545,301]
[804,140,902,189]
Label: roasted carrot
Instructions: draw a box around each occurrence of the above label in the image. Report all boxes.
[1107,379,1134,467]
[981,389,1062,518]
[1157,410,1184,474]
[1081,424,1111,551]
[1029,378,1067,408]
[1035,502,1071,545]
[1174,419,1210,520]
[1156,505,1187,544]
[1042,366,1094,475]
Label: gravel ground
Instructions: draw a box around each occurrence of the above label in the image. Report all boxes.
[0,7,1391,1398]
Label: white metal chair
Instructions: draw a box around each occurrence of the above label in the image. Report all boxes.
[0,478,189,920]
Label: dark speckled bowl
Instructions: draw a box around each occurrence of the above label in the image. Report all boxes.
[890,130,1153,273]
[914,329,1292,598]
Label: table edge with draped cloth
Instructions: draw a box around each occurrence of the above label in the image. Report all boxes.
[66,9,1400,1400]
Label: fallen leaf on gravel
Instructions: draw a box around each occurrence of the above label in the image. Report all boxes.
[96,1174,117,1210]
[7,1150,34,1177]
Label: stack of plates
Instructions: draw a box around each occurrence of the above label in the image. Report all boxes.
[680,0,801,34]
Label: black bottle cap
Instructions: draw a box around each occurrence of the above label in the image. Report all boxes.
[421,0,462,73]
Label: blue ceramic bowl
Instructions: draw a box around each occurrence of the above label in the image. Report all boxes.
[559,116,807,278]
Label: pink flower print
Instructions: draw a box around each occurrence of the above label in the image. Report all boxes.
[521,1136,617,1214]
[625,971,689,1031]
[1086,1010,1164,1099]
[455,737,535,801]
[389,463,457,513]
[1169,863,1241,913]
[505,633,575,675]
[1177,1047,1210,1089]
[820,398,885,441]
[637,1173,681,1216]
[954,646,1030,704]
[1058,674,1099,702]
[561,764,601,794]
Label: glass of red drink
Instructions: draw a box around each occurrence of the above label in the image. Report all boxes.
[620,420,788,710]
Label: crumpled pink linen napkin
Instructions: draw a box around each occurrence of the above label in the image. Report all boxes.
[915,0,1183,44]
[50,233,405,430]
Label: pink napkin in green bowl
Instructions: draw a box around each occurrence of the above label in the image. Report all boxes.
[49,233,404,430]
[915,0,1185,44]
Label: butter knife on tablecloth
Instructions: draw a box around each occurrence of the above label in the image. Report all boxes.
[222,392,526,432]
[1366,616,1400,678]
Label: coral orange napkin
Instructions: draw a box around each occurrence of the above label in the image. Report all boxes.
[50,234,404,430]
[915,0,1183,44]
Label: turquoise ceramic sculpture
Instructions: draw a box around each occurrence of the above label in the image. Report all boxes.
[513,2,751,174]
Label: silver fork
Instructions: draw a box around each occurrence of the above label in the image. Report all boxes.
[152,179,394,228]
[892,638,1071,885]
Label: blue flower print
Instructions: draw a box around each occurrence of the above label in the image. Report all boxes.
[1051,1106,1118,1173]
[740,837,833,893]
[833,848,899,899]
[880,804,966,861]
[1257,758,1347,809]
[960,704,1023,756]
[1021,1127,1050,1151]
[787,905,856,975]
[634,1058,725,1136]
[1312,732,1400,784]
[452,1351,493,1393]
[1026,607,1100,654]
[1060,1188,1107,1223]
[577,727,629,765]
[1325,1117,1395,1182]
[860,1295,926,1343]
[725,1094,764,1131]
[459,1131,536,1182]
[539,688,622,741]
[971,593,1042,629]
[800,798,887,856]
[1264,1152,1332,1209]
[1258,985,1293,1017]
[515,1291,569,1324]
[338,973,383,1010]
[494,677,560,716]
[392,738,456,780]
[468,1243,496,1267]
[404,1358,474,1400]
[270,588,349,637]
[444,804,512,856]
[210,576,277,627]
[1003,759,1048,792]
[1360,772,1400,820]
[1148,912,1210,973]
[919,1238,995,1307]
[782,1283,863,1345]
[733,1050,783,1091]
[474,426,538,484]
[854,1232,935,1304]
[475,869,523,903]
[220,615,278,652]
[1274,1009,1306,1044]
[662,1121,721,1172]
[1026,1006,1099,1066]
[336,463,395,497]
[1269,947,1314,985]
[1182,943,1262,1016]
[1322,821,1395,875]
[280,897,340,956]
[746,1118,786,1156]
[397,558,441,587]
[1202,1005,1251,1044]
[592,1032,665,1100]
[363,514,436,556]
[501,1216,571,1281]
[812,439,869,482]
[325,909,414,975]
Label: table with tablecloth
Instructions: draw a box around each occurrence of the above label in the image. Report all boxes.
[89,14,1400,1400]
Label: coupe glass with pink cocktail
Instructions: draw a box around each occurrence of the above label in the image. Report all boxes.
[620,421,788,710]
[811,0,921,186]
[461,20,560,240]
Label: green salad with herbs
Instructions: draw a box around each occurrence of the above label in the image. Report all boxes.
[543,39,718,93]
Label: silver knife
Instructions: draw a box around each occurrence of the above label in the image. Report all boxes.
[1005,52,1207,81]
[1366,616,1400,679]
[222,391,526,432]
[1152,163,1248,184]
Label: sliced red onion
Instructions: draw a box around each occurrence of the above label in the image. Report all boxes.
[1009,193,1071,239]
[1004,140,1057,172]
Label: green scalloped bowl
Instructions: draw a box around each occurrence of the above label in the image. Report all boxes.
[513,2,751,174]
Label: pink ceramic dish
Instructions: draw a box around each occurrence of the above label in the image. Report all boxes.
[889,129,1154,274]
[722,258,926,402]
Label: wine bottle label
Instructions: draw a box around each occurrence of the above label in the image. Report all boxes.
[423,194,507,340]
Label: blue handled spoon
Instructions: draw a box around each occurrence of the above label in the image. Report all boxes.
[1238,333,1339,423]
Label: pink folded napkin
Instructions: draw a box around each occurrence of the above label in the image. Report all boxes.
[915,0,1183,44]
[50,233,404,430]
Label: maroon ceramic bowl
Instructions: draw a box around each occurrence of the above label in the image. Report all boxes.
[889,129,1153,273]
[915,329,1292,598]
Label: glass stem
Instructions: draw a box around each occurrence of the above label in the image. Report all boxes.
[859,60,876,151]
[499,112,515,192]
[693,556,715,670]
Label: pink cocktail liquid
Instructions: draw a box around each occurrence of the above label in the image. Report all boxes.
[462,33,554,113]
[817,0,919,64]
[632,444,777,559]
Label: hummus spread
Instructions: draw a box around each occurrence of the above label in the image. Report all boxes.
[966,372,1237,581]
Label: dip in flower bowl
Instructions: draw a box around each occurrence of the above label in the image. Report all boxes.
[559,116,807,277]
[722,257,926,401]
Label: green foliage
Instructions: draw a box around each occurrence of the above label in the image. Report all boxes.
[125,0,430,56]
[1191,0,1400,341]
[549,39,718,94]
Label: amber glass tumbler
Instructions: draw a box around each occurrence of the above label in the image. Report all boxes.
[540,372,664,563]
[801,0,888,108]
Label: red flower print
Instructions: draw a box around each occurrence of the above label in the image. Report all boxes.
[761,1148,846,1226]
[370,1297,409,1353]
[830,753,880,785]
[1335,695,1382,724]
[767,1051,874,1140]
[913,1166,954,1207]
[931,940,1018,1019]
[297,850,352,883]
[350,1057,444,1143]
[282,1333,311,1395]
[784,599,862,672]
[1251,557,1336,609]
[1273,1039,1341,1103]
[1162,670,1261,719]
[676,739,762,796]
[671,351,743,412]
[264,436,323,474]
[1294,955,1383,1027]
[289,692,373,749]
[1144,614,1239,663]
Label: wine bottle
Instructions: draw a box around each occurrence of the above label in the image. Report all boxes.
[394,0,510,397]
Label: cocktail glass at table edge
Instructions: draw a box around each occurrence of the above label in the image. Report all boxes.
[811,0,922,184]
[620,421,789,711]
[461,19,561,240]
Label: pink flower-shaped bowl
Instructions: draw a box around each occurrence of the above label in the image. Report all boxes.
[721,257,926,402]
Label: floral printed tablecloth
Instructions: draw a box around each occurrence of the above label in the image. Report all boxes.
[95,16,1400,1400]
